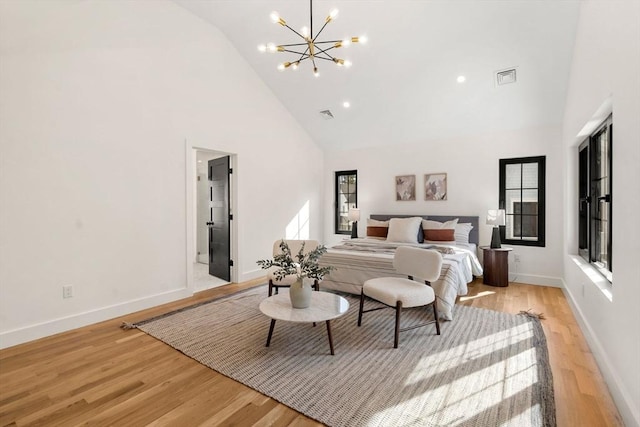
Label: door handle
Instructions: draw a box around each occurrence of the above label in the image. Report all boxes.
[206,221,214,226]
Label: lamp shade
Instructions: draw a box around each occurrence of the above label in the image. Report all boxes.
[348,208,361,222]
[486,209,506,226]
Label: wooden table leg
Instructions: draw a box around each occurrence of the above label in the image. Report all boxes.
[266,319,276,347]
[326,320,335,355]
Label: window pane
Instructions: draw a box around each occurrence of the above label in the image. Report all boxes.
[591,202,610,269]
[505,189,521,214]
[595,129,610,179]
[522,190,538,212]
[505,164,521,188]
[338,212,350,232]
[505,215,518,239]
[523,202,538,215]
[522,163,538,188]
[519,215,539,239]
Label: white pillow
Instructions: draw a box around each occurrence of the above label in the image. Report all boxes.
[386,217,422,243]
[455,223,474,244]
[367,219,389,227]
[422,218,459,230]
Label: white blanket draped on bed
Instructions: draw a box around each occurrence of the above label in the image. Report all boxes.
[318,238,483,320]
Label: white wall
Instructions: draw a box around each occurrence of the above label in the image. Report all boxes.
[324,125,564,285]
[0,0,324,348]
[561,2,640,426]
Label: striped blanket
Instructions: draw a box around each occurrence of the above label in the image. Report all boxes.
[319,240,481,320]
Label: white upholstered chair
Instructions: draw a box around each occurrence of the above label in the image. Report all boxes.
[357,246,443,348]
[267,239,321,297]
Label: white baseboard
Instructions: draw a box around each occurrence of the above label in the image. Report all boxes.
[507,273,563,287]
[0,287,192,350]
[239,268,267,283]
[562,281,640,427]
[1,268,268,350]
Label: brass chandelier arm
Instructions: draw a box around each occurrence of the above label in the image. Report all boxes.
[279,45,336,57]
[311,40,344,45]
[311,20,331,43]
[311,56,337,62]
[281,24,307,40]
[281,48,311,56]
[278,42,311,48]
[312,45,338,57]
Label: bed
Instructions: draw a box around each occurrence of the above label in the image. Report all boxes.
[319,215,483,320]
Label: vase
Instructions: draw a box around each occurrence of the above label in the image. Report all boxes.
[289,278,312,309]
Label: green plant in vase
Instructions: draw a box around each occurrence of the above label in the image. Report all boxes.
[257,240,335,308]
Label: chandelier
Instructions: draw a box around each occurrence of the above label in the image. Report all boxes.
[258,0,366,77]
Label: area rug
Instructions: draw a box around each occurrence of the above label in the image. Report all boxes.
[130,286,555,427]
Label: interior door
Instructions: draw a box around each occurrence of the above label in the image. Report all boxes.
[208,156,231,281]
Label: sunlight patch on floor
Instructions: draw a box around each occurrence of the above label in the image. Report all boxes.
[374,330,539,426]
[405,323,534,384]
[459,290,496,302]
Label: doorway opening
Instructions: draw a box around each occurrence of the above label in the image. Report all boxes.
[188,147,237,292]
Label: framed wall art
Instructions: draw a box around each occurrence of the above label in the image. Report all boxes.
[395,175,416,201]
[424,173,447,201]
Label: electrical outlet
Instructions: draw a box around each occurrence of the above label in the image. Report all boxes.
[514,254,521,263]
[63,285,73,299]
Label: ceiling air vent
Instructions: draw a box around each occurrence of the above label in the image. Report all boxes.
[496,68,517,86]
[319,109,334,120]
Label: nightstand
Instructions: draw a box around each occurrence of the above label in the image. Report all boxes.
[481,247,513,287]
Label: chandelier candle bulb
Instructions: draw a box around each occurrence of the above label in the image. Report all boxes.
[270,12,286,26]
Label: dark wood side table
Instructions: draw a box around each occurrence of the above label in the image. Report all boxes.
[481,247,513,287]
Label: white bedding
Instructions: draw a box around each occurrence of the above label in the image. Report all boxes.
[318,238,483,320]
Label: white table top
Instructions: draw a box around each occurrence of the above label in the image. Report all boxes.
[259,292,349,323]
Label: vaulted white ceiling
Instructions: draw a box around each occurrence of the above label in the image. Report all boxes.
[175,0,580,150]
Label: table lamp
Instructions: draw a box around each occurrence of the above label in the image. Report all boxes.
[348,208,360,239]
[486,209,506,248]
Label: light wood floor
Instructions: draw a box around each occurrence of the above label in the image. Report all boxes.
[0,278,624,426]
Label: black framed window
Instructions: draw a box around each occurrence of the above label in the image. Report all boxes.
[335,170,357,234]
[579,115,612,282]
[499,156,546,246]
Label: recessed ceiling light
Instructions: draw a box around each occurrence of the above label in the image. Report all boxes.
[197,160,202,163]
[457,75,466,83]
[343,101,350,108]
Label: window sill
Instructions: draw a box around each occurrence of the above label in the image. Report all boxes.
[570,255,613,301]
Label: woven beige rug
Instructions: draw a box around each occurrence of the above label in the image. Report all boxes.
[132,286,555,427]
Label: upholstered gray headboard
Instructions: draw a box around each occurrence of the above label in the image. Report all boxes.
[370,214,480,245]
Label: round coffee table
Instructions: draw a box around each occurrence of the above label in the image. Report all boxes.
[259,291,349,355]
